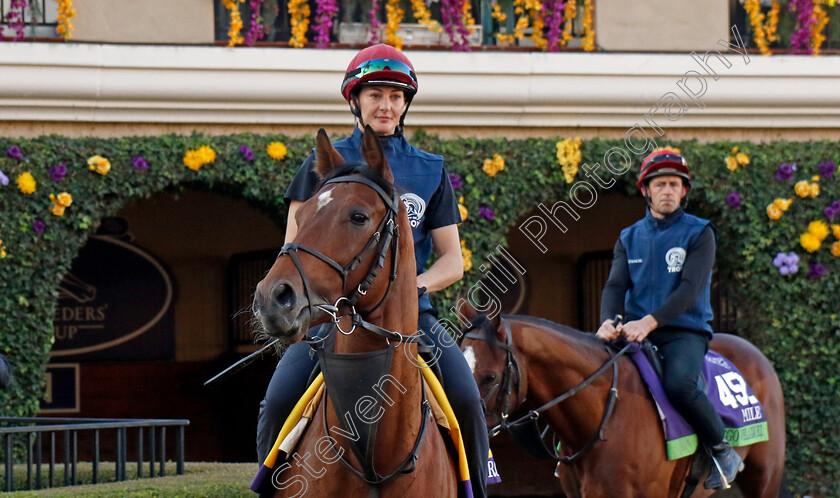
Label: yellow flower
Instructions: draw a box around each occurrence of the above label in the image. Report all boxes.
[800,232,821,253]
[731,147,739,154]
[556,138,581,183]
[794,181,811,198]
[832,224,840,239]
[725,156,738,172]
[808,183,820,198]
[766,204,782,220]
[87,155,111,175]
[49,193,73,216]
[16,172,36,194]
[267,142,288,160]
[809,220,830,242]
[811,175,821,182]
[832,241,840,257]
[773,198,792,211]
[736,153,750,166]
[460,240,473,272]
[183,145,216,171]
[492,153,505,171]
[459,204,469,222]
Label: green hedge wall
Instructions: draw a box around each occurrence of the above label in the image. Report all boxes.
[0,132,838,495]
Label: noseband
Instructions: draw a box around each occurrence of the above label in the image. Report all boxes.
[277,173,420,343]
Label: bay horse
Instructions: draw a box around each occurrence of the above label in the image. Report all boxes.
[253,127,457,497]
[459,310,785,497]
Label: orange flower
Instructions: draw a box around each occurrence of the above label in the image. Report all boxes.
[832,241,840,257]
[766,204,782,220]
[794,181,811,198]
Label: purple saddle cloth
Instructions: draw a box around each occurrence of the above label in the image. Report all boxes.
[631,347,769,460]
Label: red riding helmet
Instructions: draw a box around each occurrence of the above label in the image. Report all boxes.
[340,44,419,103]
[637,149,691,190]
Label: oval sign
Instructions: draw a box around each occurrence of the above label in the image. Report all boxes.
[52,235,174,360]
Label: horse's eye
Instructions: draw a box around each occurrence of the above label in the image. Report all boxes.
[350,212,369,225]
[483,373,497,384]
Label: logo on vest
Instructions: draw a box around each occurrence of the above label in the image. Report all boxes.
[401,193,426,228]
[665,247,686,273]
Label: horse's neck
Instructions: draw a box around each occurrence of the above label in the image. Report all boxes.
[331,233,423,473]
[516,323,617,448]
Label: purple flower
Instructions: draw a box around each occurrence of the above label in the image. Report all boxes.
[825,201,840,221]
[6,146,22,160]
[773,251,799,275]
[479,205,495,221]
[807,263,826,280]
[239,145,255,162]
[132,156,149,170]
[49,164,67,182]
[0,169,9,186]
[32,220,46,233]
[449,173,464,190]
[819,161,835,179]
[775,163,796,181]
[726,191,742,210]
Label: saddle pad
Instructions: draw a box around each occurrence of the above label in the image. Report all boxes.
[631,350,769,460]
[251,356,500,496]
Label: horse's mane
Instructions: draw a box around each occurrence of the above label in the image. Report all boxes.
[503,314,605,350]
[316,161,397,199]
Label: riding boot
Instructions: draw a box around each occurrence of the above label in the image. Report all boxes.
[704,439,744,489]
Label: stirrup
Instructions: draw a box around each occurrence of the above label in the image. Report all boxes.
[708,456,732,490]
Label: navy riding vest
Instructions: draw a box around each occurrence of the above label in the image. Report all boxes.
[620,209,714,334]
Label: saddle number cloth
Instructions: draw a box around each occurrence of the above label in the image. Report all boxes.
[631,350,770,460]
[250,355,500,497]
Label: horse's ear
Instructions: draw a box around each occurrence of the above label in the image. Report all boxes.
[360,125,394,184]
[315,128,346,179]
[457,297,504,341]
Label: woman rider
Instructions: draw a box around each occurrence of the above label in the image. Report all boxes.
[256,44,490,498]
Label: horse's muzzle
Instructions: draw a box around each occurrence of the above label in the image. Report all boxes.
[253,280,310,340]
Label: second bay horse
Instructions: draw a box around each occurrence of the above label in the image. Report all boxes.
[460,310,785,497]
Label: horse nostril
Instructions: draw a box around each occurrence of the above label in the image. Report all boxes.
[273,283,295,309]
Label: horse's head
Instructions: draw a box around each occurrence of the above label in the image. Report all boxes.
[458,302,523,428]
[254,126,409,342]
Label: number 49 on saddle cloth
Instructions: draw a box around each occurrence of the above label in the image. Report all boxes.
[250,356,501,497]
[631,349,770,460]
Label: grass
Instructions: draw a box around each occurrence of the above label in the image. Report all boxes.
[1,462,257,497]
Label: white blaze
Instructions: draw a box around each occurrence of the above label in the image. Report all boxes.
[317,189,334,211]
[463,345,476,374]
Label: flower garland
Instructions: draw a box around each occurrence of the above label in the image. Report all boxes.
[289,0,311,47]
[790,0,816,54]
[744,0,779,56]
[410,0,443,35]
[223,0,246,47]
[581,0,594,52]
[245,0,265,46]
[56,0,76,40]
[313,0,339,48]
[811,2,829,55]
[560,0,576,46]
[384,0,405,50]
[544,0,566,52]
[490,2,515,44]
[5,0,28,42]
[440,0,474,51]
[556,137,582,183]
[369,0,382,44]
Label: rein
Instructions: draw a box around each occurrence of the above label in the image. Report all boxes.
[465,316,632,465]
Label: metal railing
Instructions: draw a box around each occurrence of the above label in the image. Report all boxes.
[0,417,189,492]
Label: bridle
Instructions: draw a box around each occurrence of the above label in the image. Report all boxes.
[276,171,421,344]
[463,315,632,465]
